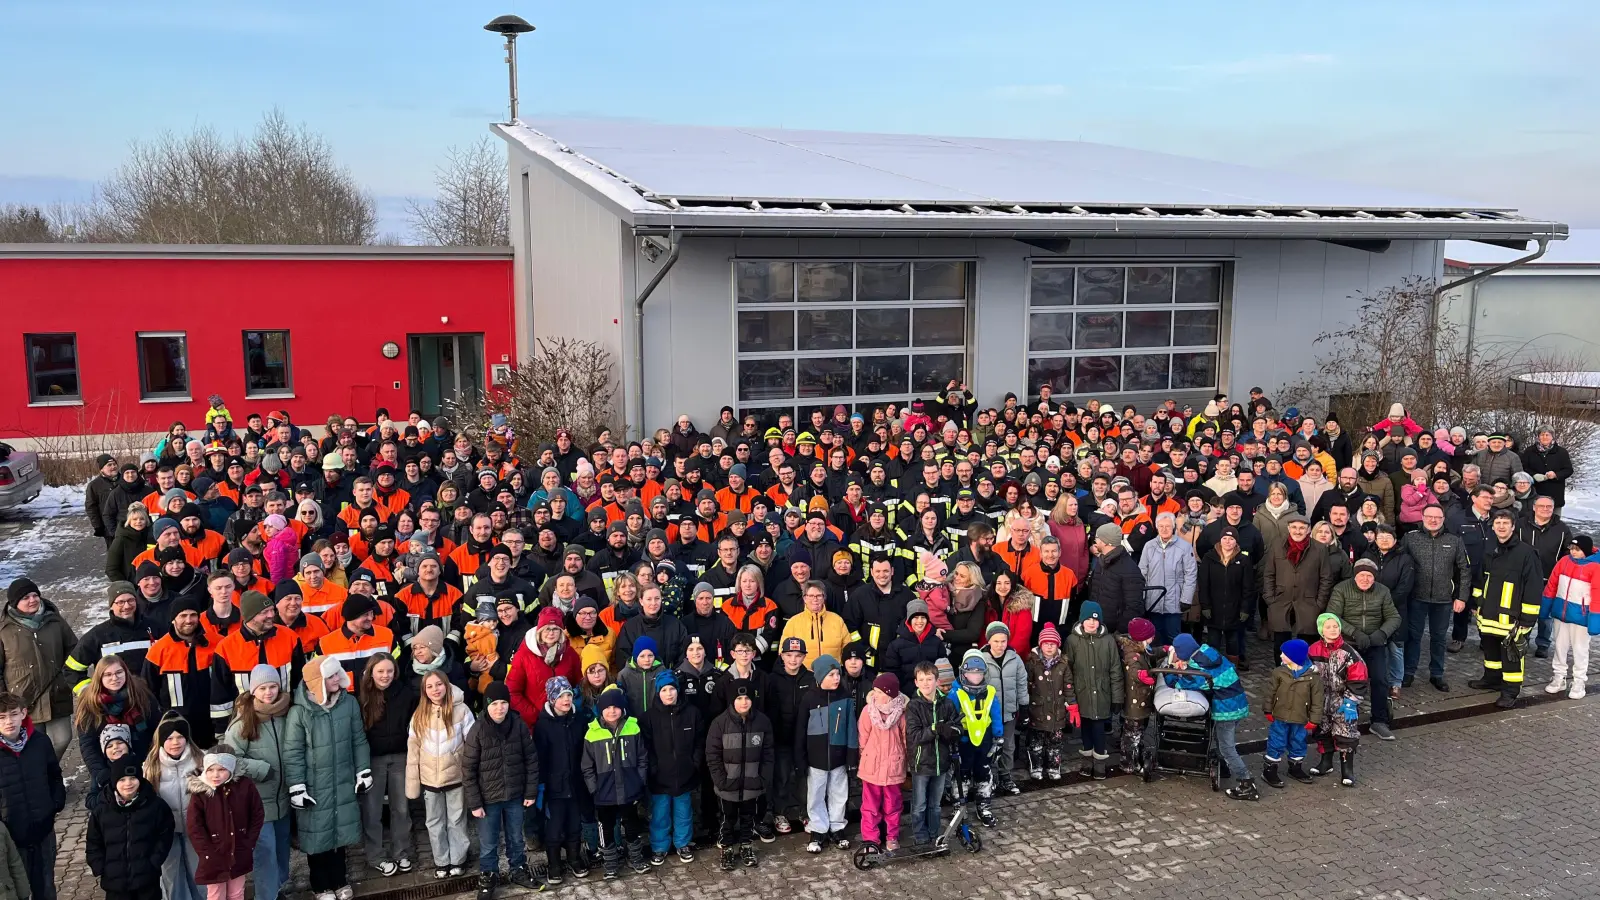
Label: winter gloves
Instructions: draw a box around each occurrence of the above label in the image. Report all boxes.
[289,784,315,808]
[355,768,373,794]
[1066,703,1081,728]
[1339,698,1359,722]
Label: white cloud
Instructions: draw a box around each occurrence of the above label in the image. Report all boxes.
[1174,53,1337,76]
[989,84,1069,100]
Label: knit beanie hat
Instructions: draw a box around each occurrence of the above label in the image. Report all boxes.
[107,581,137,605]
[1126,617,1157,643]
[240,590,272,622]
[202,751,237,776]
[5,579,39,605]
[536,606,564,630]
[985,620,1010,640]
[812,654,839,684]
[1078,600,1103,623]
[905,599,930,623]
[298,552,324,572]
[1036,623,1061,647]
[1171,633,1200,661]
[412,625,445,659]
[692,581,715,601]
[581,642,610,675]
[99,723,132,754]
[545,676,574,702]
[1094,522,1124,547]
[597,686,626,714]
[155,715,190,746]
[1281,639,1311,667]
[960,648,988,674]
[247,664,282,692]
[873,672,900,698]
[1316,612,1343,635]
[483,682,512,706]
[632,635,658,663]
[654,671,678,695]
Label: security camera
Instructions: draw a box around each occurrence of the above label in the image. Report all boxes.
[640,237,668,263]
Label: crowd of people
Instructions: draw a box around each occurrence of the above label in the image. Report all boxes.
[0,385,1591,900]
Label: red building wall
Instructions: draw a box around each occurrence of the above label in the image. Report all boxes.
[1,251,515,440]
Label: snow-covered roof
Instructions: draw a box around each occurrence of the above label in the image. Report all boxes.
[494,118,1568,242]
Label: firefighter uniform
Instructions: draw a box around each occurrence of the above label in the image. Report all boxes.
[146,626,217,747]
[66,613,161,692]
[1471,535,1546,702]
[319,623,399,678]
[208,623,304,728]
[394,581,464,647]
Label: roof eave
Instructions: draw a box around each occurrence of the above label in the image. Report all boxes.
[0,244,513,260]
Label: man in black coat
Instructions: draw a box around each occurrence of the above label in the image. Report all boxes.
[0,695,67,900]
[1090,523,1146,634]
[1521,429,1574,511]
[86,455,120,547]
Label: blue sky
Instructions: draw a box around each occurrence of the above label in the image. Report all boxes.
[2,0,1596,235]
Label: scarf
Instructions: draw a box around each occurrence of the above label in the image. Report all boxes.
[6,607,45,631]
[253,691,291,719]
[0,729,25,754]
[1263,498,1291,518]
[412,654,445,677]
[865,694,908,731]
[951,586,983,615]
[1286,537,1310,565]
[1039,649,1062,672]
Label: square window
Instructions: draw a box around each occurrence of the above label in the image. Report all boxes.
[1173,309,1220,346]
[243,330,292,396]
[1127,267,1175,304]
[737,310,795,353]
[798,357,852,398]
[1075,312,1123,350]
[1125,311,1172,348]
[857,262,910,302]
[913,308,965,347]
[1076,267,1125,305]
[1030,266,1074,306]
[1026,357,1073,395]
[912,353,964,393]
[736,261,794,303]
[796,309,852,350]
[1123,353,1171,392]
[1028,312,1073,352]
[1173,352,1218,389]
[913,262,969,301]
[1073,355,1121,393]
[739,359,794,401]
[796,262,852,302]
[855,309,909,348]
[24,333,80,402]
[137,333,190,399]
[1176,266,1221,304]
[855,355,909,396]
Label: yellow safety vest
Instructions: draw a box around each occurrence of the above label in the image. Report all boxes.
[954,685,996,746]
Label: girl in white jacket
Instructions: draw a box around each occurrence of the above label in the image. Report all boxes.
[406,671,475,877]
[144,715,205,900]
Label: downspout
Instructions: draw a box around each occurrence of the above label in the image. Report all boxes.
[1431,238,1547,385]
[632,232,680,440]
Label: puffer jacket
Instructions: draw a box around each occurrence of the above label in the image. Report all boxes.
[1196,548,1257,627]
[796,685,858,771]
[1024,647,1072,731]
[531,705,587,801]
[85,779,174,893]
[405,689,474,797]
[1062,624,1125,721]
[186,774,264,884]
[0,723,65,846]
[463,710,539,809]
[0,597,76,724]
[1088,546,1145,633]
[880,620,947,694]
[855,693,908,787]
[1364,546,1416,610]
[1164,644,1248,722]
[226,711,291,821]
[1137,537,1197,613]
[1473,447,1524,487]
[1115,634,1156,721]
[641,701,703,795]
[1543,552,1600,633]
[704,706,773,802]
[1325,580,1400,649]
[581,715,648,806]
[980,645,1029,723]
[904,690,960,777]
[1262,663,1323,725]
[105,524,149,584]
[1402,526,1470,604]
[282,685,370,855]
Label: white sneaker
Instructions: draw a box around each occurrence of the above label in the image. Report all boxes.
[335,887,354,900]
[1546,679,1568,694]
[315,893,336,900]
[1570,684,1586,700]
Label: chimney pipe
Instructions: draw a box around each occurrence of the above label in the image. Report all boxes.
[483,15,536,123]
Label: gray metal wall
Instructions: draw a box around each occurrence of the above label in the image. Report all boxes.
[1441,272,1600,365]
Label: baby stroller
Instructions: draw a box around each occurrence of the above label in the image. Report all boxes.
[1142,666,1221,791]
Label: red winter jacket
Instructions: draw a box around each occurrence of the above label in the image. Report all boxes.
[186,775,263,884]
[506,634,581,727]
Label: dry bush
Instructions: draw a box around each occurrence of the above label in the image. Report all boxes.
[17,391,160,485]
[446,337,622,448]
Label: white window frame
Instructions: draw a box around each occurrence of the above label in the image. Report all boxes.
[136,331,191,401]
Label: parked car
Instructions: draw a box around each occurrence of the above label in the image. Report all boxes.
[0,444,44,512]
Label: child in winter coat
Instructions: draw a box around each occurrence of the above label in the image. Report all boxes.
[531,678,590,883]
[856,673,908,852]
[462,682,540,896]
[1023,623,1074,781]
[1166,633,1254,800]
[1061,602,1124,780]
[1541,536,1600,700]
[1116,618,1159,773]
[405,671,475,878]
[86,725,133,811]
[1307,613,1368,787]
[87,767,174,900]
[979,621,1028,794]
[0,826,28,900]
[914,553,953,632]
[615,637,667,717]
[704,680,773,871]
[796,655,858,853]
[144,716,204,900]
[954,651,1002,827]
[185,752,263,900]
[641,672,703,865]
[462,600,501,696]
[580,687,651,879]
[904,662,961,845]
[1260,639,1323,789]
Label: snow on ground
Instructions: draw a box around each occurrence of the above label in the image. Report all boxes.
[0,484,101,632]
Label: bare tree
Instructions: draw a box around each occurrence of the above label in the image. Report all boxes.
[85,110,376,244]
[407,137,509,246]
[0,204,60,242]
[1279,276,1598,457]
[446,338,621,447]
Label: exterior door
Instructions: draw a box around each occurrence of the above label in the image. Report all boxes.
[408,333,485,417]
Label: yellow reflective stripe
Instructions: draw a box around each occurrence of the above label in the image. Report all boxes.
[1483,659,1503,669]
[848,631,862,642]
[65,657,89,672]
[1502,583,1514,607]
[1504,673,1525,683]
[1520,603,1541,615]
[71,678,90,694]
